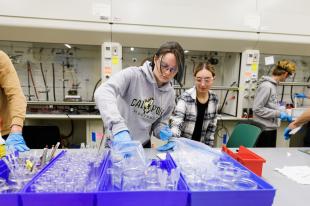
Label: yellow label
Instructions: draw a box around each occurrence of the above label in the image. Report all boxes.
[251,63,258,72]
[0,145,5,158]
[112,56,119,65]
[26,159,34,171]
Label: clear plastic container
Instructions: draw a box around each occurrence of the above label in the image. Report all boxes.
[233,178,258,190]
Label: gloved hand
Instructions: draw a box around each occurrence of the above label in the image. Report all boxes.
[113,130,132,145]
[280,112,293,122]
[112,130,133,158]
[157,141,175,152]
[6,132,30,152]
[159,125,172,141]
[283,127,292,140]
[294,93,307,99]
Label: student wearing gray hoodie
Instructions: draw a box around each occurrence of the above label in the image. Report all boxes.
[253,60,296,147]
[95,41,184,147]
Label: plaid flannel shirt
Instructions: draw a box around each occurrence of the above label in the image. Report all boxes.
[170,87,218,146]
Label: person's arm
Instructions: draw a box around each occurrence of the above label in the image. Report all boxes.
[203,94,219,147]
[288,108,310,129]
[0,51,26,130]
[10,125,22,133]
[170,95,187,137]
[253,84,280,119]
[152,97,176,138]
[94,68,134,136]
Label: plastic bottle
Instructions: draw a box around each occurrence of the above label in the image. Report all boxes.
[222,134,227,145]
[0,118,6,158]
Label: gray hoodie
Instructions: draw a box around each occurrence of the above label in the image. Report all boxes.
[94,61,175,144]
[253,76,281,130]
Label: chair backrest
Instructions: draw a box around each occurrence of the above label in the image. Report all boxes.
[226,123,262,148]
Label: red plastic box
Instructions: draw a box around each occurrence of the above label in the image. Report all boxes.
[222,146,266,176]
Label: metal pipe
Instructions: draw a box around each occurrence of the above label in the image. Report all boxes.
[62,62,66,100]
[27,64,31,101]
[52,63,56,101]
[40,62,49,101]
[27,61,39,100]
[173,85,239,91]
[279,82,310,86]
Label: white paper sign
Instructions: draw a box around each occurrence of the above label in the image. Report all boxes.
[265,56,275,65]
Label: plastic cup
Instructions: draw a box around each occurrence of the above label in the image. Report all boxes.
[233,178,257,190]
[205,177,232,191]
[121,168,145,191]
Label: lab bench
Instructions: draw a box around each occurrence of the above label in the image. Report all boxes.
[24,113,298,148]
[249,147,310,206]
[25,114,103,147]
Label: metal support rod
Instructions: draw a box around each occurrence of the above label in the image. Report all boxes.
[40,62,49,101]
[62,62,66,101]
[279,82,310,86]
[52,63,56,101]
[27,61,39,100]
[27,64,31,101]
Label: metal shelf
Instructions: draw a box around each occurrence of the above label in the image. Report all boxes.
[26,114,101,119]
[279,82,310,86]
[211,86,239,91]
[27,101,97,106]
[173,85,239,91]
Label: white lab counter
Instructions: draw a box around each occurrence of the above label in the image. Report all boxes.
[241,148,310,206]
[25,113,301,148]
[25,114,103,146]
[26,114,101,119]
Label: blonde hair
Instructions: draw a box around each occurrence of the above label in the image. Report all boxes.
[272,60,296,76]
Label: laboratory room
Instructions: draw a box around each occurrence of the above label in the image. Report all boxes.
[1,0,310,206]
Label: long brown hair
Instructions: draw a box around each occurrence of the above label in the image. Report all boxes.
[194,62,215,77]
[151,41,185,85]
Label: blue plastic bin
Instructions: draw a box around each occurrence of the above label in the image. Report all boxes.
[21,150,95,206]
[189,152,276,206]
[22,151,91,206]
[0,158,10,180]
[20,150,108,206]
[97,152,190,206]
[0,159,19,206]
[21,192,96,206]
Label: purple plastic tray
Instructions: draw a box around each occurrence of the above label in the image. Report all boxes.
[97,152,190,206]
[0,158,19,206]
[189,152,276,206]
[20,150,108,206]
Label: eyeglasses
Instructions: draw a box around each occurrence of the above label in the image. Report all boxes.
[195,77,214,84]
[159,59,178,74]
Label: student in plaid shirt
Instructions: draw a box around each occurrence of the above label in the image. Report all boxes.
[170,62,218,147]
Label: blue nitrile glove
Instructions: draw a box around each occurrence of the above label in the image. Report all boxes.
[294,93,307,99]
[113,130,132,145]
[6,132,30,152]
[286,115,293,123]
[112,130,136,158]
[283,127,292,140]
[280,112,293,122]
[157,141,176,152]
[159,126,172,141]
